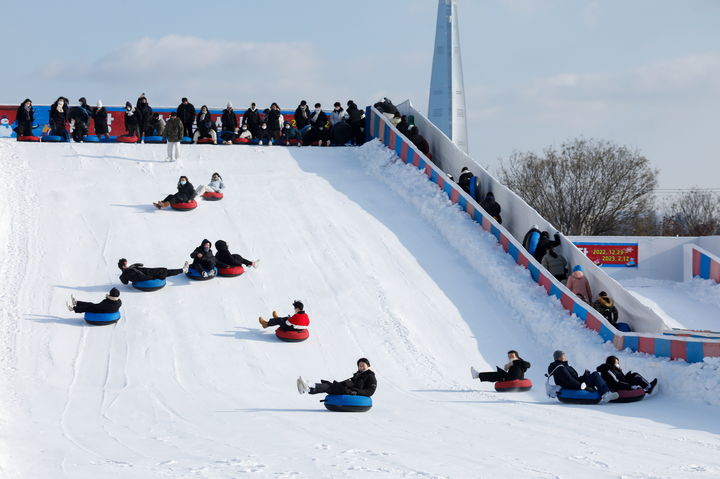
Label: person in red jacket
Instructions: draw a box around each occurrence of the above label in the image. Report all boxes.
[259,300,309,332]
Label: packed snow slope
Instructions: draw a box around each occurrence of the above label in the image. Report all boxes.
[0,139,719,479]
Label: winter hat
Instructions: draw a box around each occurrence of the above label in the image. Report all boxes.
[97,100,103,108]
[227,102,233,109]
[117,258,127,269]
[573,265,583,273]
[599,291,608,297]
[107,288,120,300]
[292,300,304,311]
[182,97,188,102]
[357,358,371,367]
[214,240,228,251]
[125,101,132,109]
[553,350,565,361]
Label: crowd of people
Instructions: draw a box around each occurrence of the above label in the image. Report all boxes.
[374,97,432,159]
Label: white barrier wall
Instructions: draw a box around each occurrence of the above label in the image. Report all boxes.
[397,100,668,333]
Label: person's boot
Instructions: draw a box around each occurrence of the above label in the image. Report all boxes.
[182,261,189,274]
[258,317,268,328]
[470,366,480,379]
[647,378,658,395]
[296,376,309,394]
[159,201,170,208]
[272,311,279,319]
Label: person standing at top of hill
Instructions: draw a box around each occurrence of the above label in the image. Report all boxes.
[15,99,34,139]
[265,103,283,142]
[92,100,109,138]
[242,102,261,138]
[220,102,238,144]
[346,100,365,145]
[49,97,69,140]
[295,100,311,130]
[123,101,141,140]
[306,103,330,145]
[177,97,196,139]
[330,102,348,126]
[136,94,154,138]
[164,111,184,161]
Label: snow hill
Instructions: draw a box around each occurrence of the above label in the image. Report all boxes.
[0,139,719,478]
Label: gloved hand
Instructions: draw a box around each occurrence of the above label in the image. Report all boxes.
[580,382,586,390]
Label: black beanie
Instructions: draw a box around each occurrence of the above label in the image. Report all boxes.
[292,300,304,311]
[357,357,371,367]
[108,287,120,298]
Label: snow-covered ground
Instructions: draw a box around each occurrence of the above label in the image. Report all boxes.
[0,139,719,478]
[620,277,720,332]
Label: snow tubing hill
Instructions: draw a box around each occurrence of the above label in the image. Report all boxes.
[275,329,309,342]
[170,200,197,211]
[131,278,166,292]
[323,394,372,412]
[611,388,646,403]
[18,136,40,142]
[84,311,121,326]
[202,191,223,201]
[494,379,533,392]
[556,389,601,405]
[218,265,244,277]
[143,136,166,144]
[186,267,217,281]
[41,135,65,142]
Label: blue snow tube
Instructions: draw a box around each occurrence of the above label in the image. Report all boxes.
[99,136,117,143]
[556,389,601,405]
[186,267,218,281]
[323,394,373,412]
[528,231,541,255]
[616,322,632,332]
[83,135,100,143]
[84,311,121,325]
[132,278,166,291]
[181,136,193,144]
[41,135,65,142]
[144,135,166,144]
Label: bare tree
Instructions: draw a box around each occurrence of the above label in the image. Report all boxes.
[662,189,720,236]
[499,138,658,235]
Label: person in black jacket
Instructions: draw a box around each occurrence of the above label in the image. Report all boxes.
[457,167,474,195]
[346,100,365,145]
[154,175,196,208]
[373,97,399,117]
[177,97,196,138]
[407,125,431,157]
[242,103,261,138]
[294,100,310,130]
[264,102,282,142]
[117,258,188,284]
[593,291,619,325]
[533,231,561,262]
[480,192,502,224]
[220,102,238,143]
[189,239,217,275]
[136,95,153,138]
[396,114,410,137]
[297,358,377,396]
[15,99,34,139]
[214,240,257,269]
[471,350,530,382]
[69,99,91,142]
[124,101,141,140]
[547,350,618,402]
[596,356,657,394]
[193,105,217,143]
[67,288,121,314]
[92,100,109,137]
[304,103,329,145]
[49,97,69,140]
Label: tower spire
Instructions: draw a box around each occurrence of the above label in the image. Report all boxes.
[428,0,468,153]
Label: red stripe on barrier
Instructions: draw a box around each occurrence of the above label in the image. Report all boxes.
[538,273,552,293]
[389,130,396,150]
[638,337,655,354]
[499,234,509,252]
[670,340,687,361]
[400,142,409,162]
[560,293,574,313]
[437,176,445,189]
[711,260,720,283]
[466,202,475,217]
[518,254,529,268]
[481,216,491,232]
[425,164,432,177]
[704,341,720,358]
[693,249,701,276]
[612,335,624,350]
[450,189,460,204]
[412,151,420,167]
[586,314,601,332]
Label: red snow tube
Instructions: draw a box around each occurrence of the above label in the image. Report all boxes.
[202,191,223,201]
[117,136,139,143]
[18,136,40,142]
[494,379,533,392]
[611,388,646,403]
[218,265,244,277]
[233,138,250,144]
[170,200,198,211]
[197,138,215,144]
[275,329,309,342]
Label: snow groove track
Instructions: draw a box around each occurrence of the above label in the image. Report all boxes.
[0,139,719,478]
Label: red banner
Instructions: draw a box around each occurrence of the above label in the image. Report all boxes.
[572,242,638,267]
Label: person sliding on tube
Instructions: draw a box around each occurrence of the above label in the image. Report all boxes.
[547,350,618,403]
[596,356,657,395]
[118,258,188,284]
[67,288,121,313]
[259,300,309,332]
[153,175,195,209]
[471,350,530,383]
[297,358,377,396]
[195,172,225,197]
[189,239,217,277]
[214,240,257,269]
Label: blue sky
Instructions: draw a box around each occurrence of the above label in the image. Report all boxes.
[2,0,719,190]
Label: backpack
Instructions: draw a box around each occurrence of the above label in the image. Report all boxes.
[545,364,563,398]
